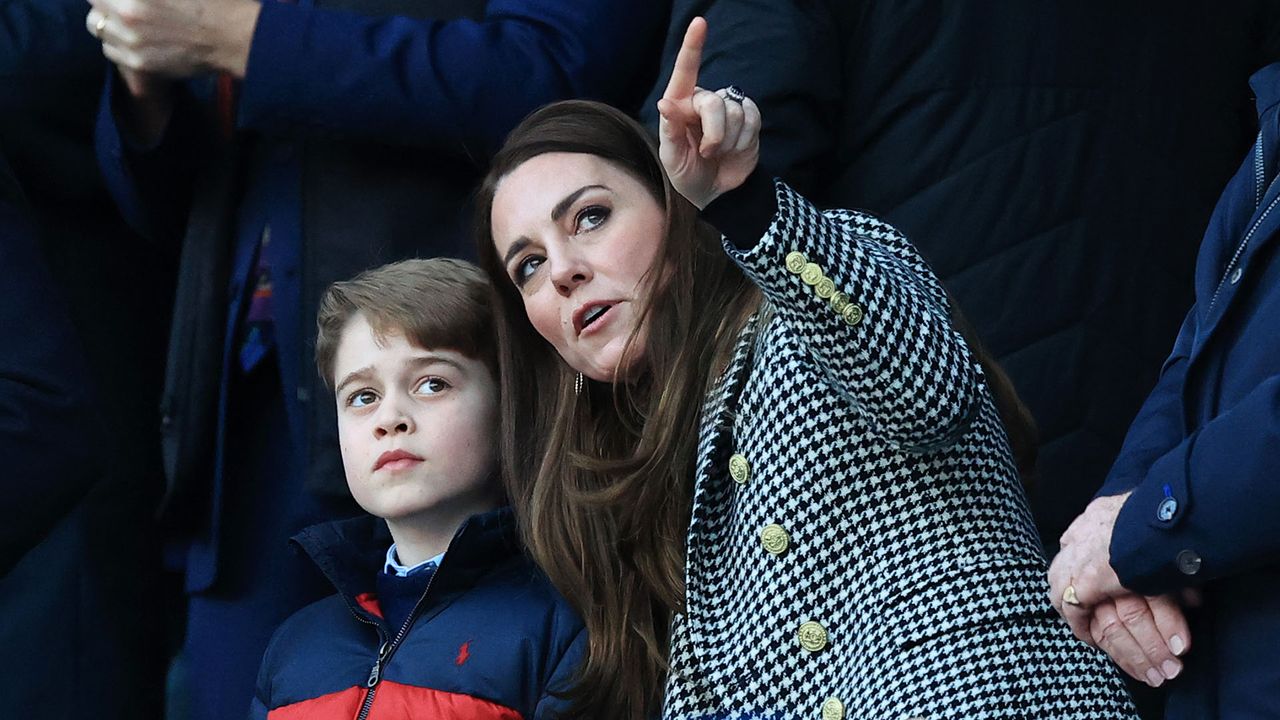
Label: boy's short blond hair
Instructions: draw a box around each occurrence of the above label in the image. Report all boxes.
[315,258,497,390]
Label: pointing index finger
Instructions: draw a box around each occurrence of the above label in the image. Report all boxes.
[663,17,706,102]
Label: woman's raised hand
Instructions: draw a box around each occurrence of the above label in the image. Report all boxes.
[656,18,761,210]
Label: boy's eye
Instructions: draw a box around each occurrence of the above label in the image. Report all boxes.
[348,389,378,408]
[514,255,544,286]
[415,377,450,395]
[575,205,610,233]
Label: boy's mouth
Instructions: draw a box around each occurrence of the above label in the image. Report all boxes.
[374,449,424,472]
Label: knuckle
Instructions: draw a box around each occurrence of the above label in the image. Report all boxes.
[1096,615,1124,641]
[1116,603,1149,627]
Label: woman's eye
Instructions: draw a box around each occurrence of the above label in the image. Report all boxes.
[515,255,544,285]
[415,377,450,395]
[348,390,378,408]
[576,205,610,233]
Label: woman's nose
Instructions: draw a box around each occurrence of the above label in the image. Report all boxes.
[549,248,592,296]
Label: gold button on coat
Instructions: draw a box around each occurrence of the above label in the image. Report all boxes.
[841,302,865,326]
[729,454,751,485]
[759,524,790,555]
[801,262,823,286]
[798,621,829,652]
[785,251,808,274]
[814,276,836,299]
[829,292,849,314]
[821,697,845,720]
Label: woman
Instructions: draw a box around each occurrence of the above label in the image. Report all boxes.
[475,18,1136,720]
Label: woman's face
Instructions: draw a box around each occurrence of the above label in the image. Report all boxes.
[490,152,666,382]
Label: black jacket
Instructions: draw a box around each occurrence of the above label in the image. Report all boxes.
[0,0,174,713]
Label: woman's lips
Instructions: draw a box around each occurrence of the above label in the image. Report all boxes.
[577,302,619,338]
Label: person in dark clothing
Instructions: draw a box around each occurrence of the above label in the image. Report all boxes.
[251,258,583,719]
[638,4,1280,714]
[0,156,98,576]
[86,1,668,716]
[0,0,174,716]
[1049,61,1280,720]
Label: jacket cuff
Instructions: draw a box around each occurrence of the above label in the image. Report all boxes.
[1109,437,1202,595]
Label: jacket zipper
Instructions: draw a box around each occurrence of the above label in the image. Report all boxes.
[1254,131,1265,208]
[1207,131,1276,313]
[1207,190,1280,313]
[353,570,440,720]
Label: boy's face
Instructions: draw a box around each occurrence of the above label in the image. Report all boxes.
[332,313,500,526]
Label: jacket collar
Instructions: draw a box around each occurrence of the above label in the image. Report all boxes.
[1253,62,1280,118]
[291,506,521,619]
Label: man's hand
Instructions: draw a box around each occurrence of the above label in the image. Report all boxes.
[1048,492,1131,636]
[1048,491,1193,686]
[1088,594,1190,687]
[86,0,261,80]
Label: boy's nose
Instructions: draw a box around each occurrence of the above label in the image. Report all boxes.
[373,399,415,436]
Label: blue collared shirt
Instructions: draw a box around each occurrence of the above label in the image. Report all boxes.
[383,544,445,578]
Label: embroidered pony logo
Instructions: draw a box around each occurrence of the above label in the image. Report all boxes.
[455,640,472,666]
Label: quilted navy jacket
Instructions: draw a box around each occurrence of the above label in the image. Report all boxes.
[249,508,585,719]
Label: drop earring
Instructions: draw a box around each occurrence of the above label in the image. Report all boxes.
[574,372,584,396]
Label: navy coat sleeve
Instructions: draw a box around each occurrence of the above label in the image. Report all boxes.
[237,0,670,156]
[0,164,99,576]
[1108,371,1280,595]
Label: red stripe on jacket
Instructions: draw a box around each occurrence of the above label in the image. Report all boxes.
[267,681,523,720]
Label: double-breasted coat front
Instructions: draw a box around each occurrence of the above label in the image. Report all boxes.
[662,180,1135,719]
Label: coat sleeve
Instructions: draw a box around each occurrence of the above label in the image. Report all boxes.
[237,0,669,157]
[0,179,100,575]
[638,0,840,197]
[722,177,983,450]
[531,625,585,720]
[1109,370,1280,595]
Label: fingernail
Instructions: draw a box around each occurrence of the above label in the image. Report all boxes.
[1169,635,1185,655]
[1162,659,1181,680]
[1145,668,1164,687]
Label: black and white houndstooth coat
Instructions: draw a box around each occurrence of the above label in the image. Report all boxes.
[661,181,1136,720]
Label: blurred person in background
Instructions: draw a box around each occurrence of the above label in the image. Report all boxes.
[85,0,669,716]
[0,0,174,716]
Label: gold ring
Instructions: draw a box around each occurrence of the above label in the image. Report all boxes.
[1062,584,1081,606]
[94,15,107,37]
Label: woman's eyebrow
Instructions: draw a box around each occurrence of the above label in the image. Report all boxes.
[503,237,531,266]
[503,184,609,267]
[551,184,608,222]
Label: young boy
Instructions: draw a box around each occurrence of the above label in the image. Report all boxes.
[250,258,584,719]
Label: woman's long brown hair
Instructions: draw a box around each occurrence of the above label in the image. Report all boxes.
[474,100,1037,717]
